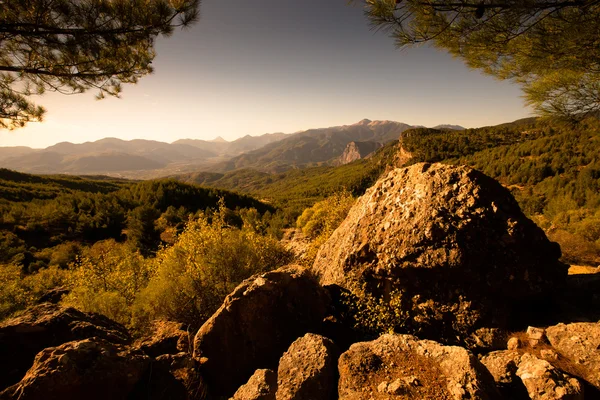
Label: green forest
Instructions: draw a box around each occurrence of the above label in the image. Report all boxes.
[1,116,599,335]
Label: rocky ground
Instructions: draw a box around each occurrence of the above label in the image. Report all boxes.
[2,163,599,400]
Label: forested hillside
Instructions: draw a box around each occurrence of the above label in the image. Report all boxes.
[176,140,399,215]
[401,117,600,265]
[0,171,275,268]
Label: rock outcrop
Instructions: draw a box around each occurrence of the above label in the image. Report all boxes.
[135,320,190,358]
[0,338,149,400]
[546,322,600,389]
[193,265,331,397]
[337,333,501,399]
[276,333,339,400]
[312,163,566,344]
[334,141,382,166]
[481,350,530,399]
[0,303,130,391]
[516,353,584,400]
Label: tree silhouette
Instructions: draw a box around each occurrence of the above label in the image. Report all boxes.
[362,0,600,119]
[0,0,199,129]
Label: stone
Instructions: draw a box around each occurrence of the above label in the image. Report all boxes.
[193,265,331,398]
[480,350,529,399]
[0,303,130,391]
[516,353,583,400]
[337,333,501,400]
[0,338,149,400]
[526,326,547,347]
[135,320,190,358]
[540,349,559,362]
[232,369,277,400]
[507,337,521,351]
[546,322,600,388]
[312,163,566,345]
[276,333,338,400]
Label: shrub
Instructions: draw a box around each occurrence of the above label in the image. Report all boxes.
[0,264,70,321]
[296,191,355,265]
[62,239,150,325]
[132,207,293,330]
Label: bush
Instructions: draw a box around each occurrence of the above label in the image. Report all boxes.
[132,207,293,330]
[296,191,355,264]
[0,264,71,321]
[62,240,150,325]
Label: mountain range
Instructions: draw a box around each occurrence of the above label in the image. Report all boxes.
[0,120,465,177]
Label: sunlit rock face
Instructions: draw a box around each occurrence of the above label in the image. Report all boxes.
[312,162,566,345]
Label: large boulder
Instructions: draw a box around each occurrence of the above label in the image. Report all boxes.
[0,338,149,400]
[0,303,130,391]
[193,265,331,398]
[337,333,501,400]
[276,333,339,400]
[546,322,600,389]
[312,163,566,344]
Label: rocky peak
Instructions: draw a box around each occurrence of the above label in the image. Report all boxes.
[334,141,383,166]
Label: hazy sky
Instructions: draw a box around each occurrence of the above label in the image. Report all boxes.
[0,0,532,148]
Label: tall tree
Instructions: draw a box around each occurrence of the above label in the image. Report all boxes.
[0,0,199,129]
[361,0,600,119]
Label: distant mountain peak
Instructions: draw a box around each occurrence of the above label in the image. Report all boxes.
[210,136,228,143]
[356,119,372,125]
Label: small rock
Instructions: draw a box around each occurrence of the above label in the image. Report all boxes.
[232,369,276,400]
[377,381,388,393]
[507,337,521,350]
[404,376,421,387]
[540,349,559,362]
[387,378,407,395]
[526,327,547,347]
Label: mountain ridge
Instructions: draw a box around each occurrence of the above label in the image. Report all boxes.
[0,119,464,176]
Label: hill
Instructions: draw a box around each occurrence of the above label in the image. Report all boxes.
[0,170,274,268]
[210,120,413,173]
[175,117,599,265]
[0,132,290,177]
[176,140,400,216]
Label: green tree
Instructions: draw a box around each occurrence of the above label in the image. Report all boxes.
[126,205,162,257]
[361,0,600,119]
[0,0,199,129]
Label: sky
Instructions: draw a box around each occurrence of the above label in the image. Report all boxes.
[0,0,532,149]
